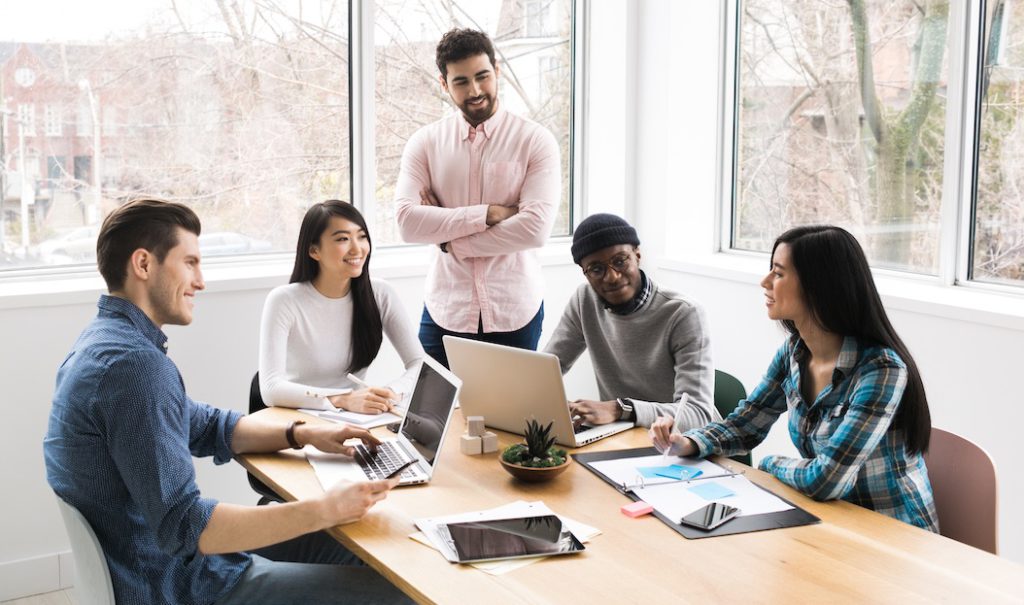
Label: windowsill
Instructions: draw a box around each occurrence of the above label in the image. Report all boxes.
[0,240,576,311]
[658,252,1024,332]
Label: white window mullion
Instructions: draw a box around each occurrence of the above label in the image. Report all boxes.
[717,0,738,254]
[571,0,589,229]
[350,0,377,227]
[938,0,976,287]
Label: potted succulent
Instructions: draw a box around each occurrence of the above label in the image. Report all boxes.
[499,419,572,482]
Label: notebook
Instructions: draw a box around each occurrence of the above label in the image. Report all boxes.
[442,336,632,447]
[307,355,462,486]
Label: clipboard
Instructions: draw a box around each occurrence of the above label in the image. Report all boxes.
[574,447,819,539]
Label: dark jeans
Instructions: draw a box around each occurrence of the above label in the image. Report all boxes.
[214,532,413,605]
[419,303,544,368]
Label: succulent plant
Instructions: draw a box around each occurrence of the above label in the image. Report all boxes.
[501,419,567,468]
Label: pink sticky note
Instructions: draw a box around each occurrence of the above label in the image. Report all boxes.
[621,501,654,518]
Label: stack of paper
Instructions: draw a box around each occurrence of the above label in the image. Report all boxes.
[297,406,404,429]
[411,500,601,575]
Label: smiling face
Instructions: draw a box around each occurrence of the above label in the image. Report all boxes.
[309,215,370,285]
[760,242,808,322]
[148,228,204,326]
[580,244,642,306]
[441,53,499,126]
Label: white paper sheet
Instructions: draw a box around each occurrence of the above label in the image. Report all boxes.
[411,500,600,574]
[633,474,794,522]
[588,454,735,489]
[298,406,404,429]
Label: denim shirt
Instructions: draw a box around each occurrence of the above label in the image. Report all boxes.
[685,335,939,531]
[44,295,249,604]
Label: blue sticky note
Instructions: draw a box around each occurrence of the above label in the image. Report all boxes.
[637,466,672,478]
[654,465,703,480]
[688,482,736,500]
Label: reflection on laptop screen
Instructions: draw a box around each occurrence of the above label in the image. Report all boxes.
[401,362,457,465]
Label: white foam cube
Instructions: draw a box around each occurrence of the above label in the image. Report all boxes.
[481,431,498,454]
[460,434,482,455]
[467,416,486,437]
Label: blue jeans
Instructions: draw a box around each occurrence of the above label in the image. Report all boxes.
[215,533,413,605]
[419,303,544,368]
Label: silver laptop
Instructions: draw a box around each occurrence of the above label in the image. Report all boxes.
[442,336,632,447]
[307,355,462,486]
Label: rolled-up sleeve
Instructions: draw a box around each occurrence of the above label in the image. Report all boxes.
[101,351,218,559]
[758,359,907,501]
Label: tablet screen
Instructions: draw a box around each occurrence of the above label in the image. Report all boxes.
[444,515,585,563]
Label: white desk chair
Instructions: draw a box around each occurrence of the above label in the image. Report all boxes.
[55,497,115,605]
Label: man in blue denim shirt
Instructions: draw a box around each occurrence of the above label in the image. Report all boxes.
[44,199,412,605]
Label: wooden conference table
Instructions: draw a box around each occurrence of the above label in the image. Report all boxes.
[238,408,1023,604]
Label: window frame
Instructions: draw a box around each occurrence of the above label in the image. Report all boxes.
[720,0,1024,296]
[0,0,586,283]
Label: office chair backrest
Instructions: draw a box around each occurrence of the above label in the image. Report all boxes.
[55,497,115,605]
[923,428,998,554]
[247,372,283,504]
[713,370,752,466]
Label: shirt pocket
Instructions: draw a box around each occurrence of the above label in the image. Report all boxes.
[483,161,525,206]
[813,400,850,444]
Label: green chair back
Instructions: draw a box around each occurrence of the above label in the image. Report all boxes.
[714,370,753,466]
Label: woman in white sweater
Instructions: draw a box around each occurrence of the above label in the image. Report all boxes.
[259,200,424,413]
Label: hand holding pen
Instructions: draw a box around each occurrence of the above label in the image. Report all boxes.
[323,373,399,415]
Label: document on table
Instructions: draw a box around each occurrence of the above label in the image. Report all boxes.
[411,500,600,575]
[588,453,734,489]
[633,474,793,521]
[298,406,404,429]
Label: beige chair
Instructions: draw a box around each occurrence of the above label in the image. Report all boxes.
[55,497,115,605]
[923,428,998,554]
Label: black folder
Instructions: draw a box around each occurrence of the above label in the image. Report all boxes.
[573,447,820,539]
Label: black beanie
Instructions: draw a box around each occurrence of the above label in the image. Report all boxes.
[571,213,640,264]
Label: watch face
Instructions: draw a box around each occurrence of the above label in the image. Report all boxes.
[15,67,36,88]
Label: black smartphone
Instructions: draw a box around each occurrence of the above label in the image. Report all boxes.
[384,459,418,480]
[386,422,401,433]
[679,502,740,531]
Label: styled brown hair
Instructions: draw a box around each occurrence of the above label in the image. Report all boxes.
[96,198,201,292]
[435,28,497,78]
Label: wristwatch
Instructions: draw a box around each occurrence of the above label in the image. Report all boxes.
[616,398,635,423]
[286,420,306,450]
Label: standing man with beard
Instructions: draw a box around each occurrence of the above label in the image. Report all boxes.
[394,28,561,368]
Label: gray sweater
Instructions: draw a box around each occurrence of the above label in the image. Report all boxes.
[544,279,719,429]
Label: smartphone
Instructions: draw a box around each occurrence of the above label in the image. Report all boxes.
[384,459,418,480]
[386,422,401,433]
[679,502,740,531]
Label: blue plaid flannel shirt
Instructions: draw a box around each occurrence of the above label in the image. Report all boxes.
[685,335,939,531]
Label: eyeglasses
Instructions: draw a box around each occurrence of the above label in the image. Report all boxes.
[582,252,635,280]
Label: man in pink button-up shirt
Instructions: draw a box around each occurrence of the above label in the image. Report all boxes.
[394,28,561,367]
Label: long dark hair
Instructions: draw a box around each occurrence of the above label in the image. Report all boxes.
[772,225,931,454]
[290,200,383,373]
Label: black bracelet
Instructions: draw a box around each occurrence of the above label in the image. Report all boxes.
[286,420,306,450]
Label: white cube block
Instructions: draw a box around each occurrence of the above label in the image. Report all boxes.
[481,431,498,454]
[460,434,482,455]
[467,416,486,437]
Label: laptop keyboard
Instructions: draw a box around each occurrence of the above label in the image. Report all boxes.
[353,441,416,480]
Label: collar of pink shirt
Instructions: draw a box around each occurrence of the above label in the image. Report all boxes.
[459,105,507,142]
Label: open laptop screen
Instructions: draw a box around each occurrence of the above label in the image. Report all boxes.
[401,361,458,465]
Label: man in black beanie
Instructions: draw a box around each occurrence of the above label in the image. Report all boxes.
[543,213,719,430]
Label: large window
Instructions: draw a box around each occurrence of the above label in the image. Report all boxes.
[731,0,1024,288]
[371,0,574,245]
[0,0,576,272]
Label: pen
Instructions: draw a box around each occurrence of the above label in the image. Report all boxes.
[346,373,399,408]
[385,459,418,479]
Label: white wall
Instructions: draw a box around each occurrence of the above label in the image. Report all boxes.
[632,0,1024,564]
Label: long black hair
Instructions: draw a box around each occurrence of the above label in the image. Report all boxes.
[290,200,383,373]
[772,225,931,454]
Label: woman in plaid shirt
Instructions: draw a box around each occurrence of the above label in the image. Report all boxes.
[651,225,938,531]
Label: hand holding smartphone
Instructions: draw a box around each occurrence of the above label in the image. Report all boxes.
[679,502,740,531]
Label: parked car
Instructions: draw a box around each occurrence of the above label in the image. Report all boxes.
[34,225,99,263]
[199,232,274,256]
